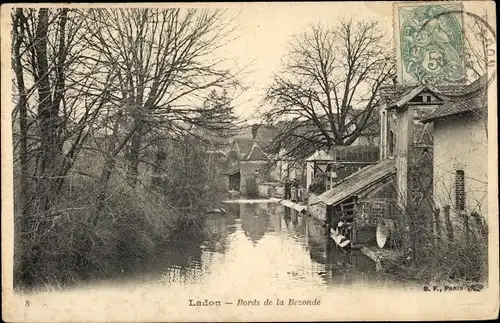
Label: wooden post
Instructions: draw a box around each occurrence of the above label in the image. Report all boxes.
[462,212,470,244]
[443,205,454,242]
[433,208,441,246]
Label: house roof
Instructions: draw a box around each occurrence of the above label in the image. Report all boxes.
[313,158,396,206]
[387,85,446,109]
[421,93,486,122]
[306,149,332,161]
[242,143,268,161]
[233,137,258,154]
[380,84,465,107]
[421,76,488,122]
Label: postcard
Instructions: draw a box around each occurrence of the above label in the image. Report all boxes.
[1,1,498,321]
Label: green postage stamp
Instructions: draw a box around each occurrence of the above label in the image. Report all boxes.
[394,2,465,86]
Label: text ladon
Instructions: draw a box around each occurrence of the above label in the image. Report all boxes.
[189,299,222,307]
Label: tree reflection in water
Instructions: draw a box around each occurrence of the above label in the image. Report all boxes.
[202,212,235,253]
[158,240,204,285]
[160,211,237,285]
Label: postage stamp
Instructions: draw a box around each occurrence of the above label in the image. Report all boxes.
[394,2,466,86]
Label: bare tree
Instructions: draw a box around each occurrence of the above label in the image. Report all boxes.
[11,8,116,285]
[462,9,491,139]
[84,8,241,192]
[262,20,395,160]
[11,8,111,220]
[463,9,492,81]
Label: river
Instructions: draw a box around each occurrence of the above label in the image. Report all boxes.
[104,200,408,289]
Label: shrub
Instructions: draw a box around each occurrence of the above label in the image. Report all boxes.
[14,138,227,290]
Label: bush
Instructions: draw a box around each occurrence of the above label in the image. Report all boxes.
[383,212,488,285]
[14,176,179,290]
[14,139,226,290]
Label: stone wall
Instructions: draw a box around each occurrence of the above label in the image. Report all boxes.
[307,192,327,222]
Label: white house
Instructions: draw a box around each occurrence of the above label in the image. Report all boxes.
[305,149,333,189]
[422,81,488,221]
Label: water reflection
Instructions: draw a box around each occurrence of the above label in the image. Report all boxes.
[118,202,401,289]
[240,203,270,244]
[202,212,235,253]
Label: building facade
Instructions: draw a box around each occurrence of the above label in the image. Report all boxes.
[239,143,269,196]
[423,88,488,221]
[378,76,488,244]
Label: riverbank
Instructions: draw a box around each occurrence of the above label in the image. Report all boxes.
[14,172,226,291]
[360,246,404,271]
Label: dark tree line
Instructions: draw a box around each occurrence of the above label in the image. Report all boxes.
[11,8,241,287]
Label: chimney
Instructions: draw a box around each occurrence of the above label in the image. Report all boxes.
[251,124,260,139]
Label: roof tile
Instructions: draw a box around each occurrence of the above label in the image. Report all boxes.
[312,159,396,206]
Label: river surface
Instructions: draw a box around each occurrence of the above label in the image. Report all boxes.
[104,200,409,289]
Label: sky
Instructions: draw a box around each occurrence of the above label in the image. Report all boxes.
[213,2,395,122]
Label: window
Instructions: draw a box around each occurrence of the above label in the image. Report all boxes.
[455,170,466,211]
[411,95,424,103]
[388,130,396,156]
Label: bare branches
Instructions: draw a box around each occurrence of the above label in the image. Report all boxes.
[263,20,395,159]
[80,8,240,184]
[463,9,490,81]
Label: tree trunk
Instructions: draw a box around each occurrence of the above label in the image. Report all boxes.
[33,8,63,214]
[92,104,147,224]
[91,157,116,225]
[152,147,167,187]
[12,8,36,288]
[12,9,29,218]
[92,111,126,224]
[126,119,144,186]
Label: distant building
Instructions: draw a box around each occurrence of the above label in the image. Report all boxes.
[224,137,270,196]
[240,143,269,196]
[223,123,282,196]
[227,137,260,159]
[267,148,304,183]
[306,146,379,193]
